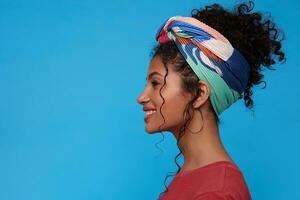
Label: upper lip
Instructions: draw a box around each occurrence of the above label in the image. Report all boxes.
[143,107,156,111]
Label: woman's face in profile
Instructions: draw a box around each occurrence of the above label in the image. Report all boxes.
[137,56,192,134]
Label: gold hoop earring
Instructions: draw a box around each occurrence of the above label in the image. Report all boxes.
[187,109,204,134]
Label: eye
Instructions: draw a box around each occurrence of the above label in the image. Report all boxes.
[151,81,160,87]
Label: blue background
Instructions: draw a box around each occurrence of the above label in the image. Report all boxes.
[0,0,299,199]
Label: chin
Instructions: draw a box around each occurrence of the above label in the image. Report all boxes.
[144,122,164,133]
[145,122,171,134]
[145,126,158,134]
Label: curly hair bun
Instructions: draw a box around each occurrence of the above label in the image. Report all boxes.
[191,0,286,110]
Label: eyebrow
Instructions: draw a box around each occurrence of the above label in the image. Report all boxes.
[146,72,163,81]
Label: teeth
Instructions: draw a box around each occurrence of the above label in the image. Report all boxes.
[146,110,157,115]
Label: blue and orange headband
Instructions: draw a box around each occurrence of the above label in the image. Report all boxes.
[156,16,250,115]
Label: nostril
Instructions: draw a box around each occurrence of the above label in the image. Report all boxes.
[137,96,146,104]
[137,97,142,104]
[138,97,149,104]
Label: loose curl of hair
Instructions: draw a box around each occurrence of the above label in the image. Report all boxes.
[154,1,286,197]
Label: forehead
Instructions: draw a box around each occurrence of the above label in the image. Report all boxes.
[146,56,167,78]
[146,56,191,98]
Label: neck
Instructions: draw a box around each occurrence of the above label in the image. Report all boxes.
[172,109,233,171]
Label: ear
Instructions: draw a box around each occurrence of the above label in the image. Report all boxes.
[193,80,211,109]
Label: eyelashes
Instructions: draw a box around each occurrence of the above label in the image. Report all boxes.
[151,81,160,87]
[144,80,160,88]
[151,81,160,88]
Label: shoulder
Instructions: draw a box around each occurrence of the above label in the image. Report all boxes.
[192,191,233,200]
[192,162,252,200]
[191,161,247,192]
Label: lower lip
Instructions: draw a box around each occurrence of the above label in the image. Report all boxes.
[144,112,156,123]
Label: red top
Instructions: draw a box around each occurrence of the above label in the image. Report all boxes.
[158,161,252,200]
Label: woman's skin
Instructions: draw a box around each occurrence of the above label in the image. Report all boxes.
[137,55,234,172]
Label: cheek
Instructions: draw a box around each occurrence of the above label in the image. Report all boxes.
[167,99,187,118]
[158,93,188,122]
[152,91,164,108]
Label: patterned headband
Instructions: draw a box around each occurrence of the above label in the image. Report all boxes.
[156,16,250,115]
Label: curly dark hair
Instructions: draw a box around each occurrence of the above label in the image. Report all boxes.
[153,1,286,197]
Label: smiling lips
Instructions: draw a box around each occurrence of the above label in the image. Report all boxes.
[144,109,157,123]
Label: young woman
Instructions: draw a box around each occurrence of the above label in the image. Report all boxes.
[137,1,285,199]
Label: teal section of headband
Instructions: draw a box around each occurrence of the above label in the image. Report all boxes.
[186,50,241,115]
[168,33,242,115]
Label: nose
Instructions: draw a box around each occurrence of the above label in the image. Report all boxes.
[137,88,150,105]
